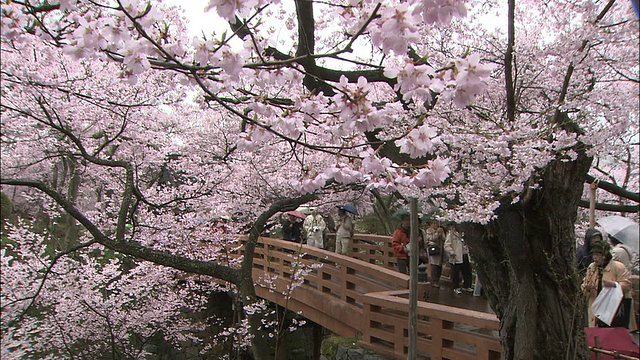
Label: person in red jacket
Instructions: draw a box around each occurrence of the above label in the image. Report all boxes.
[392,213,411,274]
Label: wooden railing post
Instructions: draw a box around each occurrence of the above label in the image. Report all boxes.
[408,198,419,360]
[589,181,597,228]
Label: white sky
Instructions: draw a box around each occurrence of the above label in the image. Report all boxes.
[164,0,229,38]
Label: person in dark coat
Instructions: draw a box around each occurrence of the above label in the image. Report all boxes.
[577,228,603,275]
[282,214,303,242]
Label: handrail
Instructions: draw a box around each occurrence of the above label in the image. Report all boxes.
[349,234,398,270]
[244,237,410,300]
[231,236,503,359]
[362,290,501,360]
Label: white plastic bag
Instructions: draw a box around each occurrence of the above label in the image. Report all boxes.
[590,282,624,326]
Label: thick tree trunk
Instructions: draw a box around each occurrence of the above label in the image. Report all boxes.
[463,151,593,360]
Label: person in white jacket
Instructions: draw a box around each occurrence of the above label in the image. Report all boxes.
[444,223,473,294]
[303,208,326,249]
[609,236,633,270]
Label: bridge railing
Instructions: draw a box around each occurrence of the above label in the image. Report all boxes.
[247,236,408,297]
[235,236,501,360]
[361,290,501,360]
[348,233,397,270]
[348,233,456,280]
[236,236,410,336]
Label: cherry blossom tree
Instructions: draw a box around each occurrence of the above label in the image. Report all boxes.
[0,34,326,359]
[1,0,638,359]
[2,225,218,359]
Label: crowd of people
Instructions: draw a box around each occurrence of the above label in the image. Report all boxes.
[391,213,475,295]
[281,207,478,295]
[578,228,637,331]
[279,205,355,256]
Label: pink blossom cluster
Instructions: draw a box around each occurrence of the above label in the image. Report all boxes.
[1,0,638,355]
[1,223,213,358]
[0,0,493,197]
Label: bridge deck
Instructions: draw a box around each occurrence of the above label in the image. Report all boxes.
[425,285,493,315]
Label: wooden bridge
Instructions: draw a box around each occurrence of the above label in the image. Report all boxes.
[239,234,502,360]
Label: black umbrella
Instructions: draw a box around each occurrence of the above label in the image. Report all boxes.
[336,204,358,216]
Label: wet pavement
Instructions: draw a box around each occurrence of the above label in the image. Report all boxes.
[424,284,494,314]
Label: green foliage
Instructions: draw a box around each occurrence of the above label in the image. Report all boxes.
[356,214,390,235]
[321,335,361,358]
[1,191,15,235]
[1,191,12,216]
[357,194,410,235]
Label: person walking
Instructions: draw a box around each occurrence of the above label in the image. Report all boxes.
[335,207,354,255]
[581,241,636,330]
[425,220,446,288]
[303,208,326,249]
[392,213,411,275]
[444,223,473,295]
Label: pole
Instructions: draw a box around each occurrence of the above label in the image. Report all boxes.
[408,198,419,360]
[590,182,597,228]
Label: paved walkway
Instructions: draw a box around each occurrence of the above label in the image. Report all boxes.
[425,284,494,314]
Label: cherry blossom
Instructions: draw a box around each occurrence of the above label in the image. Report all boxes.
[205,0,260,22]
[395,125,440,159]
[414,0,468,25]
[1,0,638,358]
[371,2,421,55]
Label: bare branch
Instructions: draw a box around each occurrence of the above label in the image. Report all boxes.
[586,174,640,202]
[0,178,241,283]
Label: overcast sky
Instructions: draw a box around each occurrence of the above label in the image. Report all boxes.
[164,0,229,38]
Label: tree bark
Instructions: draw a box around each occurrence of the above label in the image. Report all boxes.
[462,149,593,359]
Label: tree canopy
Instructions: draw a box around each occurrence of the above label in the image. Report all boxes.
[1,0,638,359]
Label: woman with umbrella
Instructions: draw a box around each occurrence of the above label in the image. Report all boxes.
[335,205,356,255]
[282,210,305,242]
[598,215,639,270]
[610,236,634,270]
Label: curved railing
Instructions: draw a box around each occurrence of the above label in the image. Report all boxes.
[239,235,502,360]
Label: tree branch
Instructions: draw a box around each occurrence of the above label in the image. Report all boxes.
[577,200,638,213]
[241,193,317,274]
[0,178,241,284]
[586,174,639,202]
[263,46,392,85]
